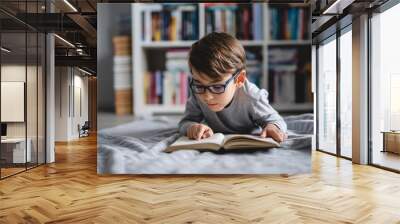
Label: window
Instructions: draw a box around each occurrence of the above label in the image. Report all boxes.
[317,35,337,154]
[339,27,352,158]
[370,2,400,171]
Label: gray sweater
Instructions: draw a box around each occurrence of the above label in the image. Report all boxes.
[178,80,287,136]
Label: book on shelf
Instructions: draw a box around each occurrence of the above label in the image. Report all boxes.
[142,4,198,42]
[112,35,133,115]
[269,7,309,41]
[252,3,263,40]
[245,49,263,87]
[144,48,190,105]
[246,61,262,88]
[271,67,297,104]
[204,3,263,40]
[165,133,280,153]
[144,70,189,105]
[268,47,312,106]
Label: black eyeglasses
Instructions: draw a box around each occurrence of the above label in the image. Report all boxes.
[189,69,242,94]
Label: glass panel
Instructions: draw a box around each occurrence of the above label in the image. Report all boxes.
[371,4,400,171]
[339,29,352,158]
[317,36,337,154]
[1,30,27,177]
[26,0,38,169]
[27,30,38,169]
[0,1,46,178]
[38,32,45,165]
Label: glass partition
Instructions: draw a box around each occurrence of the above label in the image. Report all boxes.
[27,30,38,169]
[1,30,28,177]
[370,3,400,171]
[0,1,46,179]
[339,27,352,158]
[38,32,46,165]
[317,35,337,155]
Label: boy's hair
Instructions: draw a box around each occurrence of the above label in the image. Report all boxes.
[188,32,246,81]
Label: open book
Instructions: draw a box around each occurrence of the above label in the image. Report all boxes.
[165,133,280,153]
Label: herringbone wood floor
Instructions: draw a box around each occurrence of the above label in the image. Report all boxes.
[1,135,400,224]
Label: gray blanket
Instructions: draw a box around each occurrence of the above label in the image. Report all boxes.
[97,114,313,174]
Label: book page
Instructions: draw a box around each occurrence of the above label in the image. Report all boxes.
[165,133,225,152]
[222,134,280,150]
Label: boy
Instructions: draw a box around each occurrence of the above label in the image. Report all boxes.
[179,32,287,143]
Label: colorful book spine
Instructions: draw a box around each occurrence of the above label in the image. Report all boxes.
[252,4,263,40]
[151,11,161,41]
[144,70,189,105]
[243,6,250,40]
[205,3,264,41]
[269,7,308,41]
[180,72,187,105]
[143,4,198,42]
[170,10,178,41]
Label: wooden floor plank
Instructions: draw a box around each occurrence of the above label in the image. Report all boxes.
[0,135,400,223]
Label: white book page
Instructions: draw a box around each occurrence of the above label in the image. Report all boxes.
[222,134,280,149]
[166,133,225,151]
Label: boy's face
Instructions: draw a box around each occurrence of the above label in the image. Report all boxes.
[190,67,246,112]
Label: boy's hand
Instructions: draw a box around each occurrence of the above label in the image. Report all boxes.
[187,123,214,140]
[260,124,287,143]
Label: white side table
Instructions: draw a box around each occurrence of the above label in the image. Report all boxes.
[1,138,32,163]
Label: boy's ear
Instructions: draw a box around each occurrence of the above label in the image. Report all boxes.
[235,70,246,87]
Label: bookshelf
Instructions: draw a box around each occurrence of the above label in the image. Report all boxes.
[131,3,312,116]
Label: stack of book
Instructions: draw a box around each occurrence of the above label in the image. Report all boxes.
[112,36,133,115]
[268,47,312,104]
[141,4,198,42]
[245,50,263,87]
[205,3,263,40]
[268,47,297,104]
[144,49,189,105]
[269,7,309,41]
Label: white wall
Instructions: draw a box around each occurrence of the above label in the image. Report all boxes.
[72,73,89,138]
[55,67,89,141]
[55,66,69,141]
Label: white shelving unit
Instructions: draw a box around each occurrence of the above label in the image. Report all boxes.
[131,3,312,116]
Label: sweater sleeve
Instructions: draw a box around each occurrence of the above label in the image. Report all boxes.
[250,89,287,133]
[178,94,204,136]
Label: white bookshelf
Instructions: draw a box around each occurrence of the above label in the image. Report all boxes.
[268,40,311,46]
[141,41,195,48]
[131,3,312,116]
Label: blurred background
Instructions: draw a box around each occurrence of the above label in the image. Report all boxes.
[98,3,312,129]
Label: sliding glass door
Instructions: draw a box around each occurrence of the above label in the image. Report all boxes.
[317,35,337,155]
[316,22,353,159]
[1,31,28,177]
[339,27,352,159]
[370,2,400,171]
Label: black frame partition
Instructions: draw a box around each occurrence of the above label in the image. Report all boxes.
[0,0,47,180]
[315,0,400,173]
[338,24,353,160]
[316,33,338,157]
[314,15,353,161]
